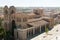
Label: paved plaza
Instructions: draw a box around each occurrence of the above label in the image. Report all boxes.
[31,24,60,40]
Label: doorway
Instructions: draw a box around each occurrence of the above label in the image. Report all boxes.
[11,20,16,37]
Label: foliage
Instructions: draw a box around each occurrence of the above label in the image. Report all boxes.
[45,27,49,34]
[4,31,12,40]
[0,18,5,39]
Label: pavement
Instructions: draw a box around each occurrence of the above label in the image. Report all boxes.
[31,24,60,40]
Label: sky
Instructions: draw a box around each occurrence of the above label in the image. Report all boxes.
[0,0,60,7]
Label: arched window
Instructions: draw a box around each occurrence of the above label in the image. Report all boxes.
[12,20,16,29]
[4,5,8,14]
[23,18,27,22]
[4,10,8,14]
[17,18,21,22]
[9,6,16,14]
[11,10,15,14]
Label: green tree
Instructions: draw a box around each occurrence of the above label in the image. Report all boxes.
[45,27,49,35]
[0,18,5,40]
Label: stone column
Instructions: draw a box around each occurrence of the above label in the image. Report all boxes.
[17,29,27,40]
[27,29,29,37]
[35,26,37,34]
[40,26,41,33]
[31,28,33,36]
[22,30,27,40]
[45,24,46,32]
[58,20,59,24]
[14,29,17,40]
[30,28,32,36]
[33,27,35,35]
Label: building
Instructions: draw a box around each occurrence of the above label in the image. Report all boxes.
[3,6,57,40]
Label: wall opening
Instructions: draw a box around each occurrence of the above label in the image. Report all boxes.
[11,20,16,37]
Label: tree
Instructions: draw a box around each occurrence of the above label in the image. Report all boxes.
[0,18,5,40]
[45,27,49,35]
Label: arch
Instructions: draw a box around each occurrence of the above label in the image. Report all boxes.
[12,20,16,28]
[11,20,16,37]
[9,6,16,14]
[4,5,8,14]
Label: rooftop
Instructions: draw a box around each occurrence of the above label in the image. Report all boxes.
[28,20,48,27]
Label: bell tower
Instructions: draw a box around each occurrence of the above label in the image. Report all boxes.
[8,6,16,32]
[33,8,44,17]
[4,5,8,14]
[3,5,9,31]
[9,6,16,14]
[3,5,16,31]
[8,6,16,22]
[4,5,8,20]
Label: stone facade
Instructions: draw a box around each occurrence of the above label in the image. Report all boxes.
[3,6,54,40]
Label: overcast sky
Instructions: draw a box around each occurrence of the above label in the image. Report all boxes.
[0,0,60,7]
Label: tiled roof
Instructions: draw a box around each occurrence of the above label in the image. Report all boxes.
[28,20,48,27]
[11,12,27,18]
[27,18,42,22]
